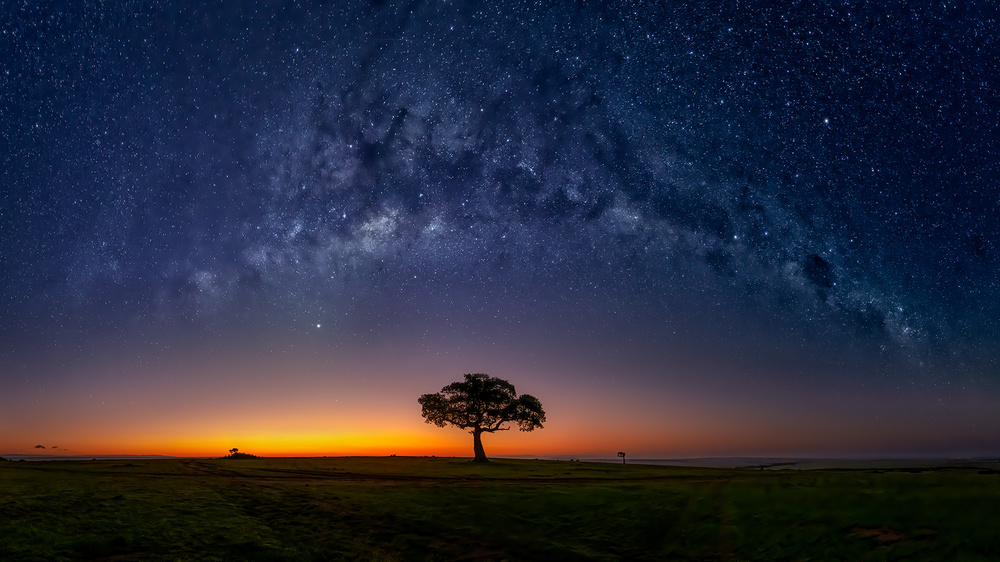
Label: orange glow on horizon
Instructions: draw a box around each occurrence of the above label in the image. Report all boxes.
[132,430,466,458]
[4,346,1000,459]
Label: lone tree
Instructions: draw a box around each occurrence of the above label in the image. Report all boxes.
[418,373,545,462]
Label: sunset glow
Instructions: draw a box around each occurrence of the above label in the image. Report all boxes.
[4,341,998,459]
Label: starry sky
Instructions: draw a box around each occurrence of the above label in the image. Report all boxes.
[2,1,999,458]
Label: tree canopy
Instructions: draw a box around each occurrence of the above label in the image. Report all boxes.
[418,373,545,462]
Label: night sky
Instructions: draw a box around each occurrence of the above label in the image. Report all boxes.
[3,1,999,458]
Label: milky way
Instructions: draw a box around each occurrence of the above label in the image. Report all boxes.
[3,1,999,390]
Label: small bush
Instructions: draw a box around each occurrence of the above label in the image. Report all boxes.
[221,452,261,459]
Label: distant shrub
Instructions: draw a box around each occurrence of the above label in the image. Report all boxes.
[221,452,261,459]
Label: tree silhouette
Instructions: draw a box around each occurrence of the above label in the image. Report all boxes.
[618,451,626,464]
[223,448,259,459]
[418,373,545,463]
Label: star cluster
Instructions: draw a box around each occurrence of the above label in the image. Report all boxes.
[3,1,999,394]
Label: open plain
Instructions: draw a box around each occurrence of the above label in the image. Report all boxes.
[2,457,999,560]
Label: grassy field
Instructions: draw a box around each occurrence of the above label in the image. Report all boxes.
[1,457,998,560]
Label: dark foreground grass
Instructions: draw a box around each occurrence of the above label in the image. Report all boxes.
[1,457,998,560]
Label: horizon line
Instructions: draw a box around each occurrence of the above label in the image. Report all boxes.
[4,453,999,461]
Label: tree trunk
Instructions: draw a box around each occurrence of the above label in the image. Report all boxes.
[472,429,489,463]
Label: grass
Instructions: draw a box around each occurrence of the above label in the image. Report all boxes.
[1,457,998,560]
